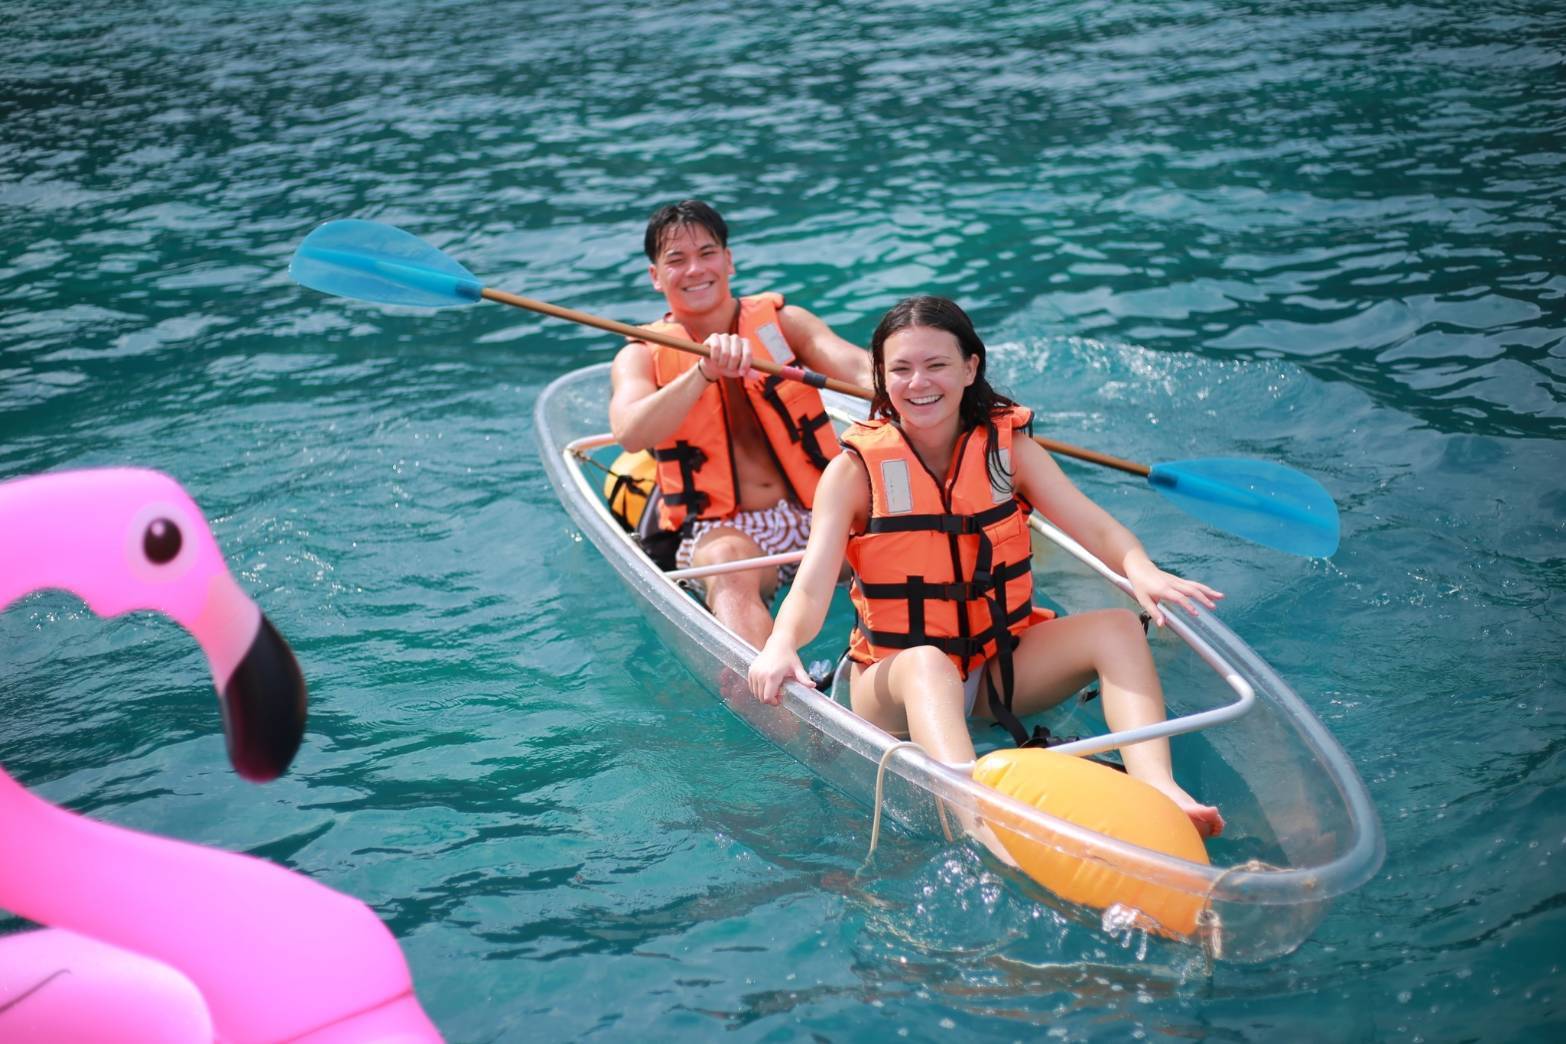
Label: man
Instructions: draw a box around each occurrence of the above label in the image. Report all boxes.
[609,200,870,650]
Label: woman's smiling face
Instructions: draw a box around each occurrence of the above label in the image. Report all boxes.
[882,325,978,429]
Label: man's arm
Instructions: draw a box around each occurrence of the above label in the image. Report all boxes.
[609,333,752,451]
[777,305,872,388]
[608,340,710,452]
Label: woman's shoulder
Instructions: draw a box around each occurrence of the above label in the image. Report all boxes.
[986,402,1032,429]
[817,451,871,516]
[841,415,898,448]
[825,444,872,478]
[846,414,895,432]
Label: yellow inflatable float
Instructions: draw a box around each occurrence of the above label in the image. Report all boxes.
[602,450,656,531]
[972,748,1210,937]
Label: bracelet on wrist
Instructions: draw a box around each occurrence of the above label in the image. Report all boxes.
[698,361,719,383]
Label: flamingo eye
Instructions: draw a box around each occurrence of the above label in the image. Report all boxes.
[143,518,183,564]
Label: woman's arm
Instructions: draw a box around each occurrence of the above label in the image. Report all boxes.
[1012,437,1222,626]
[747,453,867,704]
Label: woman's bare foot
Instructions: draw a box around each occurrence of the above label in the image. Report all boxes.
[1143,777,1225,839]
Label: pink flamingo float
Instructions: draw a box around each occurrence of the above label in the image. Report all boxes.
[1,468,440,1042]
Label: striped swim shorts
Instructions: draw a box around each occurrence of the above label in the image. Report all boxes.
[675,498,813,587]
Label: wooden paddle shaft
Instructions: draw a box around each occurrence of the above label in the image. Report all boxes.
[1031,437,1150,477]
[481,287,873,399]
[481,286,1152,476]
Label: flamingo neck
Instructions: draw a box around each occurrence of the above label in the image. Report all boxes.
[0,764,426,1041]
[0,765,149,934]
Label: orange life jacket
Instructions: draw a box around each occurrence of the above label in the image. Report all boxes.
[645,293,839,530]
[844,406,1053,738]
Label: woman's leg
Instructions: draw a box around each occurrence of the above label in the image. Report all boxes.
[849,648,1016,861]
[849,647,975,765]
[978,609,1225,837]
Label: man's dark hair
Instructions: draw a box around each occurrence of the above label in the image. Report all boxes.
[644,200,729,261]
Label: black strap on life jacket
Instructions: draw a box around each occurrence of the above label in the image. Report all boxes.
[983,637,1032,747]
[854,557,1029,602]
[862,499,1020,536]
[855,599,1032,657]
[604,470,653,532]
[758,375,833,470]
[978,522,1030,745]
[855,493,1034,744]
[991,718,1129,772]
[989,611,1153,742]
[631,487,682,571]
[651,441,711,515]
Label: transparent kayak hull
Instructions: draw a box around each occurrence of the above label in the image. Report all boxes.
[535,364,1383,962]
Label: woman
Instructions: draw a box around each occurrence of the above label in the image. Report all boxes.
[747,295,1225,837]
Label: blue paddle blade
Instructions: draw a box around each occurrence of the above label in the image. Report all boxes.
[1148,458,1340,558]
[289,219,483,308]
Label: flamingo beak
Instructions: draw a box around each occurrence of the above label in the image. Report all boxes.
[219,613,308,782]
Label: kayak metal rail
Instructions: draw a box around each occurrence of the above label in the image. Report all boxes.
[978,516,1257,766]
[667,551,805,581]
[567,431,1256,767]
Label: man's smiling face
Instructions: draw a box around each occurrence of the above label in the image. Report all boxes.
[648,224,735,316]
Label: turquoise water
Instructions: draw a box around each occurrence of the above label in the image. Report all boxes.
[3,0,1562,1038]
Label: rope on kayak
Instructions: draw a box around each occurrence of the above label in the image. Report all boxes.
[1196,857,1280,965]
[572,447,656,493]
[859,741,954,875]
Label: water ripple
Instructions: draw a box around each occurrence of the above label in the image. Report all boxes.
[4,1,1564,1040]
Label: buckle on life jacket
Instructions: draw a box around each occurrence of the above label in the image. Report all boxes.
[665,488,712,512]
[1018,723,1073,749]
[653,441,711,514]
[653,444,707,470]
[866,514,967,535]
[1010,724,1128,773]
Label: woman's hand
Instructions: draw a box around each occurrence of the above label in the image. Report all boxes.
[1124,557,1223,628]
[748,638,813,705]
[699,332,753,381]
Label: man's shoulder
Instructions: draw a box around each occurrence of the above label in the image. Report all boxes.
[611,337,656,384]
[627,311,679,342]
[619,309,681,352]
[771,300,819,348]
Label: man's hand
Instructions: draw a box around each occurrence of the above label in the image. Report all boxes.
[701,332,753,380]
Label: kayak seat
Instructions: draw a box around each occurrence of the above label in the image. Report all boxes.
[634,486,680,571]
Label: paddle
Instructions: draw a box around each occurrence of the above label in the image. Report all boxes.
[290,219,1340,557]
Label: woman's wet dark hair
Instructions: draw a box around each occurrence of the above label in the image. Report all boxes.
[868,295,1025,487]
[644,200,729,261]
[868,295,1019,427]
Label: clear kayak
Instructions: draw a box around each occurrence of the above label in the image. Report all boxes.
[535,363,1383,963]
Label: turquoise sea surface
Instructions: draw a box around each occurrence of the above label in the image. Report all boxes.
[3,0,1562,1039]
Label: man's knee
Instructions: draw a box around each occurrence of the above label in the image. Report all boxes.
[705,567,771,603]
[691,529,762,566]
